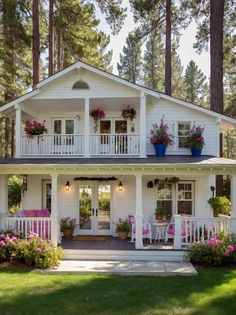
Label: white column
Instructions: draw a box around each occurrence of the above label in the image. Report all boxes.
[140,92,147,158]
[230,176,236,233]
[15,105,22,158]
[173,215,182,250]
[51,174,59,245]
[135,174,143,249]
[84,97,90,157]
[0,175,8,230]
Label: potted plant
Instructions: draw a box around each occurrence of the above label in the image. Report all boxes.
[121,105,136,121]
[24,120,48,138]
[162,208,172,222]
[155,207,165,222]
[150,118,174,156]
[208,196,231,217]
[60,217,76,239]
[89,108,105,133]
[188,124,205,156]
[115,218,130,240]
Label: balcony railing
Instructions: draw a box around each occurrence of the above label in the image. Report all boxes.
[20,133,140,156]
[90,133,140,155]
[21,134,84,156]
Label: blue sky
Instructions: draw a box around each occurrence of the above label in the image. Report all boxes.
[96,1,210,79]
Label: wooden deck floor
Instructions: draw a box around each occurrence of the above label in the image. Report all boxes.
[61,237,174,250]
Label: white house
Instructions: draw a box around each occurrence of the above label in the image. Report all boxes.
[0,60,236,256]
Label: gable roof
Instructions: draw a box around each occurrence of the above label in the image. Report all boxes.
[0,59,236,126]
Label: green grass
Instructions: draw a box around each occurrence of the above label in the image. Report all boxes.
[0,268,236,315]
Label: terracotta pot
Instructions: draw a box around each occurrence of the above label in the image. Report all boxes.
[117,231,128,240]
[63,229,73,239]
[156,214,163,222]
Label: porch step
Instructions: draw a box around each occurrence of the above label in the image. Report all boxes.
[63,249,187,262]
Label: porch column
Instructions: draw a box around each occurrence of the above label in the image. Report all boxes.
[173,215,182,250]
[135,174,143,249]
[51,174,59,245]
[84,97,90,157]
[230,176,236,233]
[15,105,22,158]
[140,92,147,158]
[0,175,8,230]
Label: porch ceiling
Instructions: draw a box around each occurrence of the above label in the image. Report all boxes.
[0,156,236,176]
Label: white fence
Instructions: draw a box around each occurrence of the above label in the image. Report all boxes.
[1,217,51,241]
[21,134,84,156]
[90,133,140,155]
[174,215,231,249]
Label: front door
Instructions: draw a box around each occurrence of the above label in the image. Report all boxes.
[53,119,75,154]
[78,183,112,235]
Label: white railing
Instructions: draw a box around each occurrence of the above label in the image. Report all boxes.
[21,134,84,156]
[1,217,51,241]
[90,133,140,155]
[174,215,231,249]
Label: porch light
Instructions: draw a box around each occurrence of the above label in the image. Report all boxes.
[118,181,124,192]
[65,181,70,191]
[210,186,215,197]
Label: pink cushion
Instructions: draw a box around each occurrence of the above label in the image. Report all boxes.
[166,227,187,236]
[35,209,51,217]
[23,210,37,217]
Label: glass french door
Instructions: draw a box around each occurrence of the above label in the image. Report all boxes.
[78,183,111,235]
[53,119,75,154]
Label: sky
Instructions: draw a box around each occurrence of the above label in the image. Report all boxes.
[96,0,210,80]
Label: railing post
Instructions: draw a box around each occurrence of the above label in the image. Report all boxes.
[174,215,182,250]
[51,174,59,245]
[0,175,8,231]
[15,105,22,158]
[140,92,146,158]
[84,97,90,157]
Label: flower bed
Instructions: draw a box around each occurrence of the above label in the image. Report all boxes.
[0,230,63,269]
[188,233,236,266]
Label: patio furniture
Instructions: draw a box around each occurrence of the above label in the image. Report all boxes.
[165,219,191,243]
[129,215,152,244]
[153,222,168,242]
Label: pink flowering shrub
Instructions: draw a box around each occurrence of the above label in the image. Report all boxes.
[25,120,48,137]
[0,230,63,269]
[188,233,236,266]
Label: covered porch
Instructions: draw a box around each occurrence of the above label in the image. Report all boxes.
[0,156,236,250]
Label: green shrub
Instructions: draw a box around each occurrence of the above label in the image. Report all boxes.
[208,196,231,216]
[188,233,236,266]
[0,231,63,269]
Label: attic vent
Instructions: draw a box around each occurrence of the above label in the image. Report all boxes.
[72,80,89,90]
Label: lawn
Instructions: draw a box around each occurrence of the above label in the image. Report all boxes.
[0,267,236,315]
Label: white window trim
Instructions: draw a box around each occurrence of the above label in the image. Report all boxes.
[42,180,52,211]
[175,180,195,216]
[50,117,79,134]
[175,121,191,151]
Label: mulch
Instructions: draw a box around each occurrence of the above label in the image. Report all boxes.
[0,261,36,270]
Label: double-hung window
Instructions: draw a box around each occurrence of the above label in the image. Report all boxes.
[177,182,194,215]
[177,122,191,149]
[156,182,172,216]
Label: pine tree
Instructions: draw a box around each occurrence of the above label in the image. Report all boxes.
[184,60,209,106]
[117,30,142,84]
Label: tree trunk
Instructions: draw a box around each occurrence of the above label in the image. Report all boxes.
[210,0,224,114]
[165,0,172,96]
[11,120,15,158]
[48,0,54,76]
[57,0,62,72]
[4,117,10,158]
[32,0,40,88]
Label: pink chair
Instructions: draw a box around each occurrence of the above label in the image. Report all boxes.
[129,215,152,244]
[165,219,191,243]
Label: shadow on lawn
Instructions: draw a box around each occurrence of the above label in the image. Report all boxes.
[1,268,236,315]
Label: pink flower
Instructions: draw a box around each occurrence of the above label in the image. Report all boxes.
[5,235,10,241]
[207,237,221,247]
[11,237,17,242]
[0,234,5,240]
[35,247,42,253]
[0,240,6,247]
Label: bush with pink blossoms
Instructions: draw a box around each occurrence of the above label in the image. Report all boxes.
[188,233,236,266]
[0,230,63,269]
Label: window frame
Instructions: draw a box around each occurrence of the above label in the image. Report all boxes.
[156,181,174,217]
[176,180,195,216]
[177,122,191,150]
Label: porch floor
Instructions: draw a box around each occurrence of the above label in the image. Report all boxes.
[61,237,174,250]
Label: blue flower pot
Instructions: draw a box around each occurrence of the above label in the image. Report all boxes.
[191,148,202,157]
[153,144,166,156]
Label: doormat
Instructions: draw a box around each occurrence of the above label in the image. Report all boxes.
[73,236,109,241]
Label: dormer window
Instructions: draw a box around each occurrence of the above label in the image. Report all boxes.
[178,122,191,149]
[72,80,89,90]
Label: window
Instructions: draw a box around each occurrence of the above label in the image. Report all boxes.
[43,181,51,212]
[72,80,89,90]
[177,182,194,215]
[178,122,191,149]
[156,182,172,216]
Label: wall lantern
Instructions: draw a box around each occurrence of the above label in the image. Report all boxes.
[210,185,215,197]
[118,181,124,192]
[65,181,70,191]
